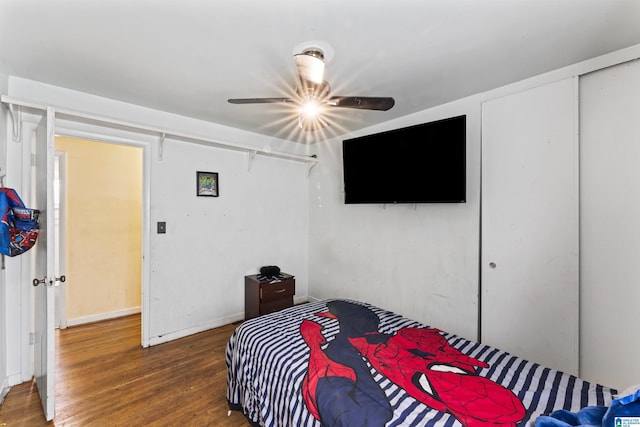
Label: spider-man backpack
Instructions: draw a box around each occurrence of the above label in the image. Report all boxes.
[0,188,40,257]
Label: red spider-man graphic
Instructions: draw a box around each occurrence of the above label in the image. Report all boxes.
[301,300,525,427]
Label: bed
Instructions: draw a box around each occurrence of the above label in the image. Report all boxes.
[226,299,615,427]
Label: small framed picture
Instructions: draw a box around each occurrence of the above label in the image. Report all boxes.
[196,171,219,197]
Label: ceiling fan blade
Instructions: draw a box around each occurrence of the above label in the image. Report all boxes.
[326,96,395,111]
[228,97,295,104]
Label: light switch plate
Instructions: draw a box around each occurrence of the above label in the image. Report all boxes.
[157,221,166,234]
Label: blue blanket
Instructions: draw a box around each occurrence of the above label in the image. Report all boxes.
[536,406,608,427]
[536,389,640,427]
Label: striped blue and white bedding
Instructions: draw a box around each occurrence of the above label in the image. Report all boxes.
[226,299,615,427]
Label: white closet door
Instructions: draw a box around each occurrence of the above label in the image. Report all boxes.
[580,59,640,391]
[481,78,579,375]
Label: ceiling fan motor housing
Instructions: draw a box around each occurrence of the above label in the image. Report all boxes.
[301,48,324,60]
[297,80,331,101]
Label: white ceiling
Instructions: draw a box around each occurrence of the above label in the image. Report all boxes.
[1,0,640,143]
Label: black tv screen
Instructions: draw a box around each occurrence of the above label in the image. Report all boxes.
[343,115,466,204]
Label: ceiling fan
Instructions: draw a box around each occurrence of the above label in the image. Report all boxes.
[228,48,395,130]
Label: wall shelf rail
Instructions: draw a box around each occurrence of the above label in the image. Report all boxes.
[1,95,318,172]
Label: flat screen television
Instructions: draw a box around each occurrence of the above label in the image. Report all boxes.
[342,115,466,204]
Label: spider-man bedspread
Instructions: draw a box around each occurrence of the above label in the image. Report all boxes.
[226,300,614,427]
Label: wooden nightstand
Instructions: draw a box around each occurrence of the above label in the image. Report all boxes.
[244,273,295,320]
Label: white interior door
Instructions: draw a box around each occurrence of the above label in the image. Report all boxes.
[481,78,579,375]
[33,106,56,421]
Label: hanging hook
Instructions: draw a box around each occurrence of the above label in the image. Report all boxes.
[158,132,165,161]
[246,150,257,171]
[7,104,22,142]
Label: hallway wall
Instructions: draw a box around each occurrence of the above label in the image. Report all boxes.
[55,136,142,323]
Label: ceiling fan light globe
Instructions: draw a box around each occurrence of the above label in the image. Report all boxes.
[294,52,325,85]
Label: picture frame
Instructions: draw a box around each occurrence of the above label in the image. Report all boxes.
[196,171,219,197]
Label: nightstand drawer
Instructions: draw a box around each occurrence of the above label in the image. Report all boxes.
[260,297,294,315]
[260,278,295,302]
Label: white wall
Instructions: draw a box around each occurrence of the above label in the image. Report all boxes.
[0,70,8,402]
[4,119,42,386]
[148,135,308,342]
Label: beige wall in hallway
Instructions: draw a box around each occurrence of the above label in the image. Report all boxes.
[55,136,142,322]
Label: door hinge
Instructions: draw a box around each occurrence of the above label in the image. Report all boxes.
[31,153,37,166]
[29,332,35,345]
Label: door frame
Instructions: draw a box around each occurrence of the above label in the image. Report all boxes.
[54,124,151,347]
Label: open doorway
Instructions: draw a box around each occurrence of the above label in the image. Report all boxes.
[53,136,143,330]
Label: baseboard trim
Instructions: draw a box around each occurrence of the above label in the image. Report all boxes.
[0,378,9,405]
[147,312,244,347]
[149,313,244,346]
[294,296,310,305]
[141,297,317,347]
[66,306,142,327]
[8,373,26,387]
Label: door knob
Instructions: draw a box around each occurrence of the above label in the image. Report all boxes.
[32,276,65,286]
[33,277,46,286]
[489,262,497,269]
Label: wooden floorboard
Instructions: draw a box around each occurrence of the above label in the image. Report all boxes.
[0,314,251,426]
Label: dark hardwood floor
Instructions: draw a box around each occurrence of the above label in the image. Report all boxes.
[0,314,250,426]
